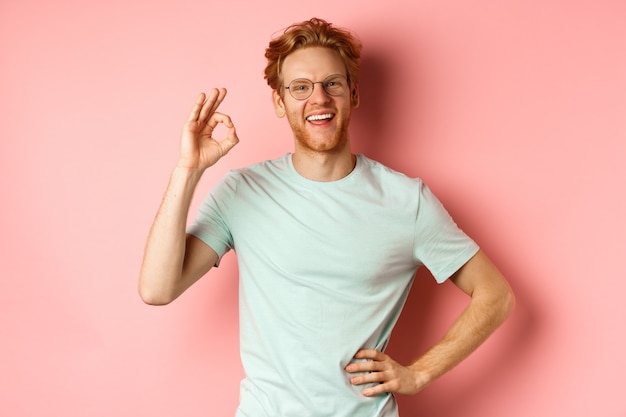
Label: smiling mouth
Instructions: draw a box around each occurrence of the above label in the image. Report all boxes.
[306,113,334,122]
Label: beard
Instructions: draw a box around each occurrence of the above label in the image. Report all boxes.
[287,112,351,154]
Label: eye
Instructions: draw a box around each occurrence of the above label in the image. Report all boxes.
[324,76,346,94]
[289,80,312,92]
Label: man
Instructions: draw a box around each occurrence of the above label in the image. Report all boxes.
[139,17,515,417]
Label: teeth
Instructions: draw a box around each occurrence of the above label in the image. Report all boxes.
[307,113,333,121]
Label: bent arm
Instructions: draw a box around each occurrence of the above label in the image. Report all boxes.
[347,250,515,396]
[138,90,238,305]
[408,249,515,389]
[138,167,218,305]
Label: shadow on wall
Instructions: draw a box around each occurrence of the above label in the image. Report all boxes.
[350,45,428,177]
[351,51,396,166]
[388,265,538,416]
[353,47,538,416]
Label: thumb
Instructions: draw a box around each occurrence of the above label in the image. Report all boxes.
[219,122,240,156]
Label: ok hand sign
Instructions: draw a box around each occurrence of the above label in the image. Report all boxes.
[178,88,239,171]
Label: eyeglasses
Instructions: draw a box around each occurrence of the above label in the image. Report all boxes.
[284,74,349,100]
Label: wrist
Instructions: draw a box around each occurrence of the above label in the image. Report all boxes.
[408,362,434,392]
[166,166,205,198]
[172,165,205,180]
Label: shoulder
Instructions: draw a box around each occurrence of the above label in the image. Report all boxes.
[216,154,290,187]
[213,154,293,198]
[228,153,290,179]
[352,155,432,212]
[357,154,424,189]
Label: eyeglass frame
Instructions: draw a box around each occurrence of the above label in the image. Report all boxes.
[283,74,350,100]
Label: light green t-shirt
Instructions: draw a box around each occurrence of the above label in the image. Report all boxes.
[189,153,479,417]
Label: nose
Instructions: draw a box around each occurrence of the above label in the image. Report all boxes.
[308,82,332,103]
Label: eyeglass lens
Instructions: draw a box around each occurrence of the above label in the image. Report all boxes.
[286,74,348,100]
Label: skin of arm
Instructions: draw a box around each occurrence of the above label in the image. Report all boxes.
[346,249,515,396]
[138,88,239,305]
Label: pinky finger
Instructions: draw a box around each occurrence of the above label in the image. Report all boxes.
[199,88,226,122]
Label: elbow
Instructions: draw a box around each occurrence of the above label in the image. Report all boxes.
[138,282,176,306]
[480,279,516,325]
[140,294,172,306]
[499,284,516,322]
[139,291,174,306]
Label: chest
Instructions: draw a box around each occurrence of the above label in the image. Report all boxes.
[229,185,417,284]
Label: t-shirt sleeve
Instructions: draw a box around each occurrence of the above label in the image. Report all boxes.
[412,180,480,283]
[186,172,237,266]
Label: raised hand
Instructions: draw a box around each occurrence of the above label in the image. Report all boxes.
[178,88,239,171]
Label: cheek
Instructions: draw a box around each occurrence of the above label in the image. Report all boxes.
[284,109,304,131]
[284,103,304,121]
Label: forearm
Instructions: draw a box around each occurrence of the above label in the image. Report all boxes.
[138,167,204,305]
[409,284,515,389]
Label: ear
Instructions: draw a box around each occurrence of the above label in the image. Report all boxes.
[351,85,360,108]
[272,90,286,118]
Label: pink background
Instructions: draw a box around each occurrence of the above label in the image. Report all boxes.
[2,0,625,416]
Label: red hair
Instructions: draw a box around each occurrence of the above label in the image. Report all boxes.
[264,18,362,95]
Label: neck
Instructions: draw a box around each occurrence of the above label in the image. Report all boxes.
[291,146,356,182]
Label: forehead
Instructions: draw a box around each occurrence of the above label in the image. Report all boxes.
[281,46,346,80]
